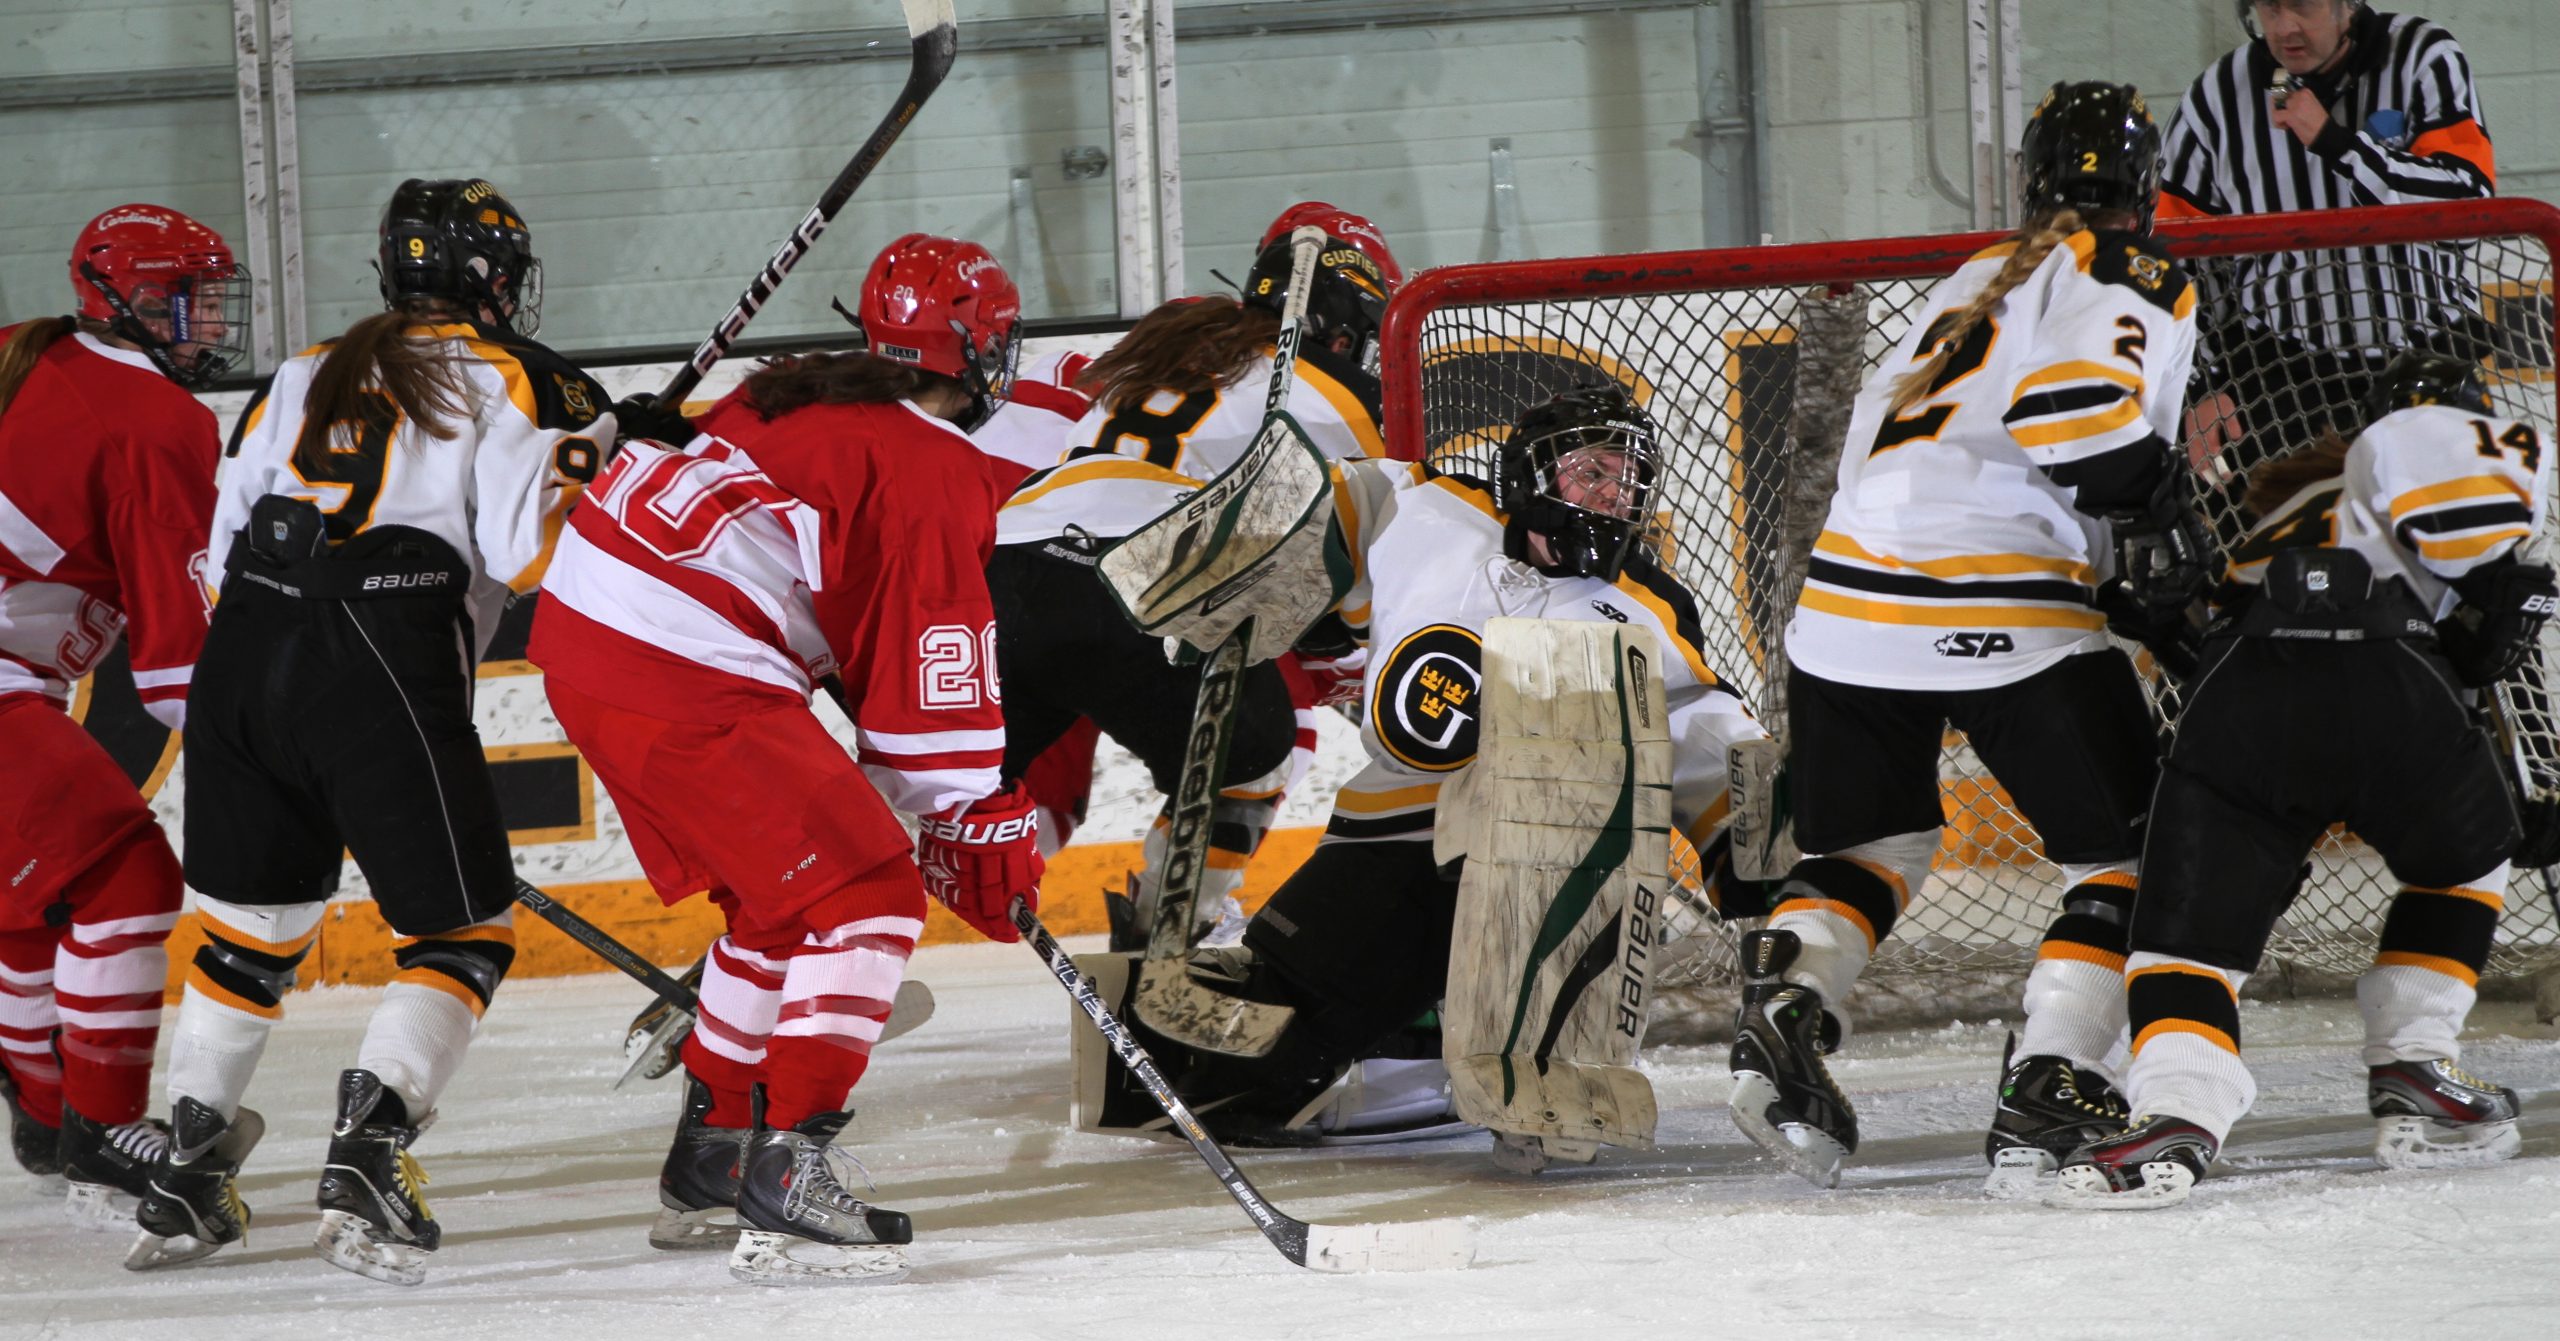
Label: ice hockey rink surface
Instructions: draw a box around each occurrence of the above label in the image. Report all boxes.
[4,939,2555,1341]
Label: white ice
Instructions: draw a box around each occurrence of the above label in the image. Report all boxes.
[5,940,2557,1340]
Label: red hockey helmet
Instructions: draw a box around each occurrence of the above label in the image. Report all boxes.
[70,203,252,388]
[853,234,1022,427]
[1259,202,1402,290]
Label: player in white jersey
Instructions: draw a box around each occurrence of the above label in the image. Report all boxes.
[1726,84,2218,1192]
[2057,353,2549,1206]
[1096,385,1764,1144]
[130,179,614,1282]
[990,207,1398,945]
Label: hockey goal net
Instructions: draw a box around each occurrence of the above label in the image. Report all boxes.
[1380,199,2560,1026]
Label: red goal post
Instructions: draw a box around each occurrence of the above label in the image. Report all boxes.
[1379,198,2560,1005]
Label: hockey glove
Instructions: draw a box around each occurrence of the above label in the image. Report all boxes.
[2437,559,2559,688]
[2097,581,2207,682]
[611,393,697,449]
[917,782,1043,943]
[2103,470,2217,616]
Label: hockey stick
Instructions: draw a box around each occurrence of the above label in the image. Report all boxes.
[513,878,701,1014]
[655,0,959,406]
[1012,895,1477,1273]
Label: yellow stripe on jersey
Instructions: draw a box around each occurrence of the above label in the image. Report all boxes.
[2389,474,2532,521]
[425,323,542,427]
[2014,360,2143,395]
[1004,456,1195,511]
[1333,782,1443,814]
[1796,585,2107,630]
[1426,475,1501,521]
[1298,359,1388,459]
[2414,527,2531,562]
[1608,570,1715,686]
[1815,531,2098,584]
[2009,397,2145,448]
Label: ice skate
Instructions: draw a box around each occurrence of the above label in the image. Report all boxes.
[313,1069,439,1285]
[728,1089,911,1285]
[1982,1035,2128,1200]
[1727,929,1857,1188]
[60,1110,169,1230]
[2369,1058,2521,1171]
[2051,1115,2216,1209]
[2,1067,65,1190]
[125,1099,263,1270]
[651,1075,754,1250]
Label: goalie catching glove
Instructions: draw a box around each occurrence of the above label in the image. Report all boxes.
[917,782,1043,942]
[2438,559,2559,689]
[2103,467,2216,616]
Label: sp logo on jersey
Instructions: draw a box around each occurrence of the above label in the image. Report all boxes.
[1933,631,2016,658]
[1373,624,1483,772]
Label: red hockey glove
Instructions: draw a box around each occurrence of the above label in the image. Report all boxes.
[1281,647,1368,711]
[917,782,1044,943]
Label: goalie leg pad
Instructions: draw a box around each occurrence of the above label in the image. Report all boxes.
[1442,619,1673,1151]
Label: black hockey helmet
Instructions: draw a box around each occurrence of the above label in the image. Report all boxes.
[2362,350,2493,425]
[377,178,543,337]
[2019,81,2163,232]
[1494,382,1663,582]
[1243,231,1394,374]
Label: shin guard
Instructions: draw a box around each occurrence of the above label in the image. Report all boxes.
[169,899,323,1120]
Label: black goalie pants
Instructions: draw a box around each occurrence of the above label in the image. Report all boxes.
[987,540,1295,791]
[2133,637,2519,973]
[182,579,516,936]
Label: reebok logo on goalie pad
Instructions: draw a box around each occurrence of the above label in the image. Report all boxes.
[1373,624,1482,772]
[1932,631,2015,658]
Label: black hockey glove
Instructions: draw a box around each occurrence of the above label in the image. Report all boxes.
[611,393,697,449]
[2513,795,2560,872]
[2104,469,2217,616]
[2436,559,2559,688]
[2097,581,2207,681]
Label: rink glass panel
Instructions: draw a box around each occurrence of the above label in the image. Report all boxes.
[1380,199,2560,997]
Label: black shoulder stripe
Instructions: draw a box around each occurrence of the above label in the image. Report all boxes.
[1296,343,1384,427]
[1619,551,1711,665]
[2087,229,2192,317]
[225,374,277,458]
[470,323,609,432]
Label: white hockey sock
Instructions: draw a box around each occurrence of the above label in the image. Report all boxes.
[1769,830,1937,1011]
[167,898,325,1121]
[2356,964,2477,1069]
[356,983,478,1120]
[2122,952,2255,1145]
[694,937,789,1072]
[1763,905,1871,1009]
[2015,958,2129,1072]
[2360,869,2504,1068]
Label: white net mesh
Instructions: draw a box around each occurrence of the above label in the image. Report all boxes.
[1384,205,2560,1023]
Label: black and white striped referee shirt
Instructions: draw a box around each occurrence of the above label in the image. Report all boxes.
[2159,6,2495,355]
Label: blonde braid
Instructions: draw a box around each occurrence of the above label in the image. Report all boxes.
[1887,208,2085,415]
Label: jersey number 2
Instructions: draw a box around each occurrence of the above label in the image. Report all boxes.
[1873,312,2000,455]
[919,624,1002,709]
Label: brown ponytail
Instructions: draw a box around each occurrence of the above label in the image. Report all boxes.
[1077,296,1281,412]
[2240,427,2354,521]
[0,317,78,420]
[292,306,471,478]
[739,351,956,421]
[1888,208,2086,416]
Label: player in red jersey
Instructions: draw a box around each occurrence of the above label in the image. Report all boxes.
[0,204,244,1223]
[531,234,1037,1285]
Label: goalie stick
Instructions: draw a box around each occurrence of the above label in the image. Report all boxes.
[1117,225,1328,1052]
[654,0,960,406]
[1012,895,1477,1273]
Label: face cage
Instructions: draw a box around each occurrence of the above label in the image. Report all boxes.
[1514,431,1661,581]
[83,262,254,389]
[499,258,544,338]
[954,319,1022,431]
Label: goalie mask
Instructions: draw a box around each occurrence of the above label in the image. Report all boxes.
[378,178,544,337]
[71,203,251,390]
[1494,384,1663,582]
[2019,81,2162,232]
[849,233,1023,432]
[1243,218,1398,376]
[2362,350,2493,425]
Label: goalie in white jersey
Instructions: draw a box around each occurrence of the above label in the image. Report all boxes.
[1096,384,1764,1146]
[990,206,1397,944]
[2058,353,2549,1207]
[135,179,614,1281]
[1728,83,2217,1192]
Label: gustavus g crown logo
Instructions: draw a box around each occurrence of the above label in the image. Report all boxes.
[1933,630,2015,658]
[1373,623,1483,772]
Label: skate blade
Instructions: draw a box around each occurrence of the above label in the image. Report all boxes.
[727,1229,909,1285]
[1307,1119,1481,1149]
[314,1209,430,1286]
[2374,1115,2521,1171]
[615,1012,691,1089]
[2048,1160,2195,1210]
[649,1204,742,1251]
[124,1228,234,1271]
[1982,1146,2057,1202]
[1728,1072,1846,1189]
[63,1181,141,1231]
[1300,1218,1478,1274]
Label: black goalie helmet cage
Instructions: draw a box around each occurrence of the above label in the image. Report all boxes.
[377,178,544,337]
[2019,81,2163,232]
[1493,383,1665,582]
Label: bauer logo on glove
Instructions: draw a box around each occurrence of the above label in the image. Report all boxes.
[916,782,1044,942]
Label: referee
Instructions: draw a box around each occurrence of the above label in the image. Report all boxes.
[2160,1,2496,477]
